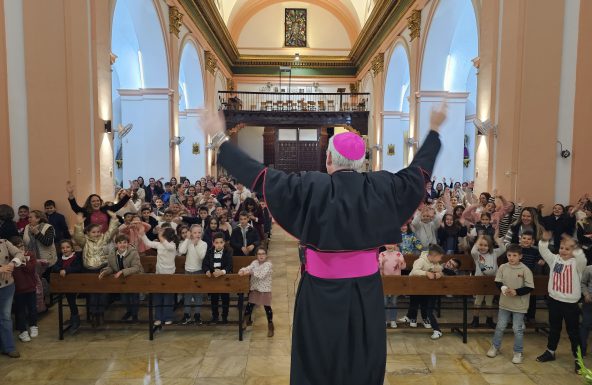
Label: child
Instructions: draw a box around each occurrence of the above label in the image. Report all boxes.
[203,232,233,324]
[178,224,208,325]
[408,244,445,340]
[99,234,143,322]
[437,214,468,254]
[442,257,462,276]
[155,209,178,233]
[536,232,586,373]
[399,223,423,255]
[518,231,544,323]
[51,239,82,333]
[119,215,152,253]
[11,237,38,342]
[141,228,178,327]
[230,211,260,256]
[44,200,70,244]
[72,211,119,327]
[239,247,274,336]
[469,212,496,241]
[580,263,592,356]
[487,244,534,364]
[379,244,406,328]
[470,234,506,328]
[411,206,443,249]
[16,205,30,235]
[140,206,158,241]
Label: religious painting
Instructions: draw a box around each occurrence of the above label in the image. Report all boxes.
[285,8,307,47]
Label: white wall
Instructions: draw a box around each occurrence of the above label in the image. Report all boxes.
[237,126,264,163]
[179,110,206,182]
[382,114,406,173]
[237,2,351,56]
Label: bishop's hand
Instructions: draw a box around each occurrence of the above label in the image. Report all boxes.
[430,102,448,132]
[200,111,226,138]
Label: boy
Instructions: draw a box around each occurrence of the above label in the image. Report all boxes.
[536,231,586,373]
[16,205,30,235]
[99,234,143,322]
[442,257,462,276]
[487,244,534,364]
[580,264,592,356]
[230,211,260,256]
[183,206,211,229]
[406,245,445,339]
[518,231,544,323]
[44,200,70,244]
[411,207,443,249]
[203,233,233,323]
[155,209,177,233]
[161,182,172,204]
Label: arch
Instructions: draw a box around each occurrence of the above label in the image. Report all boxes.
[178,39,205,110]
[228,0,360,45]
[384,41,411,113]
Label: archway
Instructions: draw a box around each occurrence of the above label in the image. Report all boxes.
[361,72,374,171]
[111,0,169,186]
[418,0,478,182]
[178,40,206,182]
[383,42,410,173]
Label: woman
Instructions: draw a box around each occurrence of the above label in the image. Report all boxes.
[23,211,57,268]
[0,205,18,240]
[540,203,576,253]
[503,207,543,246]
[577,201,592,265]
[0,238,25,358]
[66,181,129,232]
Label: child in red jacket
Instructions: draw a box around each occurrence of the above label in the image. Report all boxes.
[10,237,39,342]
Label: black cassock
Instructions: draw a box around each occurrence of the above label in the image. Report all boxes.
[218,131,441,385]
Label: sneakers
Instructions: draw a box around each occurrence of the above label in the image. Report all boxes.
[164,320,173,326]
[389,321,397,329]
[485,317,497,329]
[430,330,443,340]
[194,314,203,325]
[512,352,523,364]
[470,316,480,328]
[179,313,193,325]
[397,316,410,323]
[18,331,31,342]
[422,319,432,329]
[487,346,499,358]
[29,326,38,338]
[153,320,162,327]
[536,350,556,362]
[2,351,20,358]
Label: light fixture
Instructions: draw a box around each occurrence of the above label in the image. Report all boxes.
[294,53,300,62]
[557,141,571,158]
[473,118,497,137]
[104,120,112,133]
[170,136,185,147]
[406,137,417,147]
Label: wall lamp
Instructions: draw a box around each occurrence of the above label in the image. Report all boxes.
[170,136,185,147]
[104,120,112,133]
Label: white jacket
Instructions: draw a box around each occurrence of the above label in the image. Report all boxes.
[539,240,586,303]
[179,238,207,272]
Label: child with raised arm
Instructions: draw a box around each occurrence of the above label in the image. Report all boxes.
[470,233,506,328]
[379,244,406,328]
[178,224,208,325]
[99,234,143,322]
[141,228,178,327]
[536,231,586,373]
[203,232,233,324]
[487,244,534,364]
[399,223,423,255]
[411,207,443,249]
[239,247,274,336]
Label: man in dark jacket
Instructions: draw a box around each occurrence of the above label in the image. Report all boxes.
[230,212,260,256]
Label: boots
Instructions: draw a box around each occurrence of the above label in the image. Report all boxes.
[470,316,480,328]
[267,322,274,337]
[486,317,496,329]
[69,315,81,335]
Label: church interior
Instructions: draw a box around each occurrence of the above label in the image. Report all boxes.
[1,0,592,384]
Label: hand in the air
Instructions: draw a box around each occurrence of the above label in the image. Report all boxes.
[430,102,448,132]
[200,111,226,138]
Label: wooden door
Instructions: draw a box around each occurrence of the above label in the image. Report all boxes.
[275,127,320,172]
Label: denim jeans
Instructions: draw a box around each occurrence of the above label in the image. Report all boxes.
[580,303,592,355]
[154,293,174,322]
[184,270,203,316]
[0,283,16,353]
[384,295,398,322]
[492,308,524,353]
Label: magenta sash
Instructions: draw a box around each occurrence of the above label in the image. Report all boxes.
[305,249,379,279]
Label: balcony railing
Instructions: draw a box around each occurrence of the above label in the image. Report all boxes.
[218,91,370,112]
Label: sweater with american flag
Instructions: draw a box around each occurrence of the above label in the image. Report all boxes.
[539,240,586,303]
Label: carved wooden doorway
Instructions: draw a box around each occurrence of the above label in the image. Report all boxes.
[275,127,321,173]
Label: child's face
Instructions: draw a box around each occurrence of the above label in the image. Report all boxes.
[163,213,173,222]
[445,216,453,226]
[44,205,56,215]
[559,240,576,260]
[199,210,208,219]
[116,240,129,252]
[552,205,564,216]
[444,259,458,271]
[89,227,102,240]
[124,214,133,224]
[421,211,433,223]
[209,220,218,230]
[428,252,442,263]
[451,197,458,206]
[436,201,444,211]
[239,215,249,226]
[480,215,491,226]
[155,199,163,208]
[477,239,490,254]
[215,207,223,217]
[519,235,533,248]
[256,250,267,262]
[141,210,150,219]
[191,227,202,240]
[507,251,522,265]
[401,224,408,233]
[485,202,495,213]
[61,242,73,255]
[213,238,225,250]
[18,207,29,219]
[180,228,188,239]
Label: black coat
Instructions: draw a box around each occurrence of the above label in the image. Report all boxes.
[230,225,260,256]
[0,220,19,240]
[52,251,83,274]
[542,214,576,251]
[145,185,164,203]
[68,196,130,228]
[202,247,233,273]
[47,212,70,242]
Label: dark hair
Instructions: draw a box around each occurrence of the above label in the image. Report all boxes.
[480,192,492,203]
[239,210,250,218]
[198,206,208,213]
[0,204,15,221]
[480,212,492,220]
[585,201,592,212]
[9,236,23,247]
[255,246,267,255]
[450,257,462,268]
[114,234,130,243]
[59,239,75,249]
[18,205,29,211]
[521,230,534,238]
[244,197,258,211]
[212,231,226,242]
[44,200,56,208]
[164,182,171,187]
[160,227,178,244]
[163,209,174,216]
[428,244,445,256]
[84,223,102,234]
[506,244,522,255]
[123,212,134,218]
[82,194,104,213]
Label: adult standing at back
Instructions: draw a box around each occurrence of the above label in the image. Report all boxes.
[202,104,447,385]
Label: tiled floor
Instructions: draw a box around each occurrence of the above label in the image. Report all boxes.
[0,228,585,384]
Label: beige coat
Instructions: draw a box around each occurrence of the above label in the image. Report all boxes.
[0,239,25,289]
[101,246,143,277]
[409,251,443,276]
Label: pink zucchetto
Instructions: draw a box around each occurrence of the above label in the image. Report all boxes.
[333,132,366,160]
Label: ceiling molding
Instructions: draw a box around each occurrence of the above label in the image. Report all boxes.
[179,0,415,76]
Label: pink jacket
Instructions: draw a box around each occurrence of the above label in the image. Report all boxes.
[379,250,406,276]
[119,222,152,253]
[462,198,512,229]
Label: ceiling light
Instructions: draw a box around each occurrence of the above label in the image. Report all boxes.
[294,53,300,62]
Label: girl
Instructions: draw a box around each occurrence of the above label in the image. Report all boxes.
[0,204,19,239]
[119,215,152,253]
[577,201,592,264]
[67,181,130,232]
[218,213,233,237]
[176,224,189,242]
[141,227,178,327]
[399,223,423,255]
[178,224,208,325]
[11,237,38,342]
[239,247,274,337]
[379,244,406,328]
[137,176,146,189]
[72,211,119,327]
[140,206,158,241]
[203,218,229,248]
[503,207,543,246]
[437,213,468,254]
[541,204,577,253]
[51,239,82,333]
[184,196,198,217]
[470,233,506,328]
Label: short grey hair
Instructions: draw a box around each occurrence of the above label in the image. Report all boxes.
[327,136,365,171]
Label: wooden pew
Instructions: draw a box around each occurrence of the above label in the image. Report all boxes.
[402,253,512,273]
[382,275,549,343]
[139,255,256,275]
[51,273,250,341]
